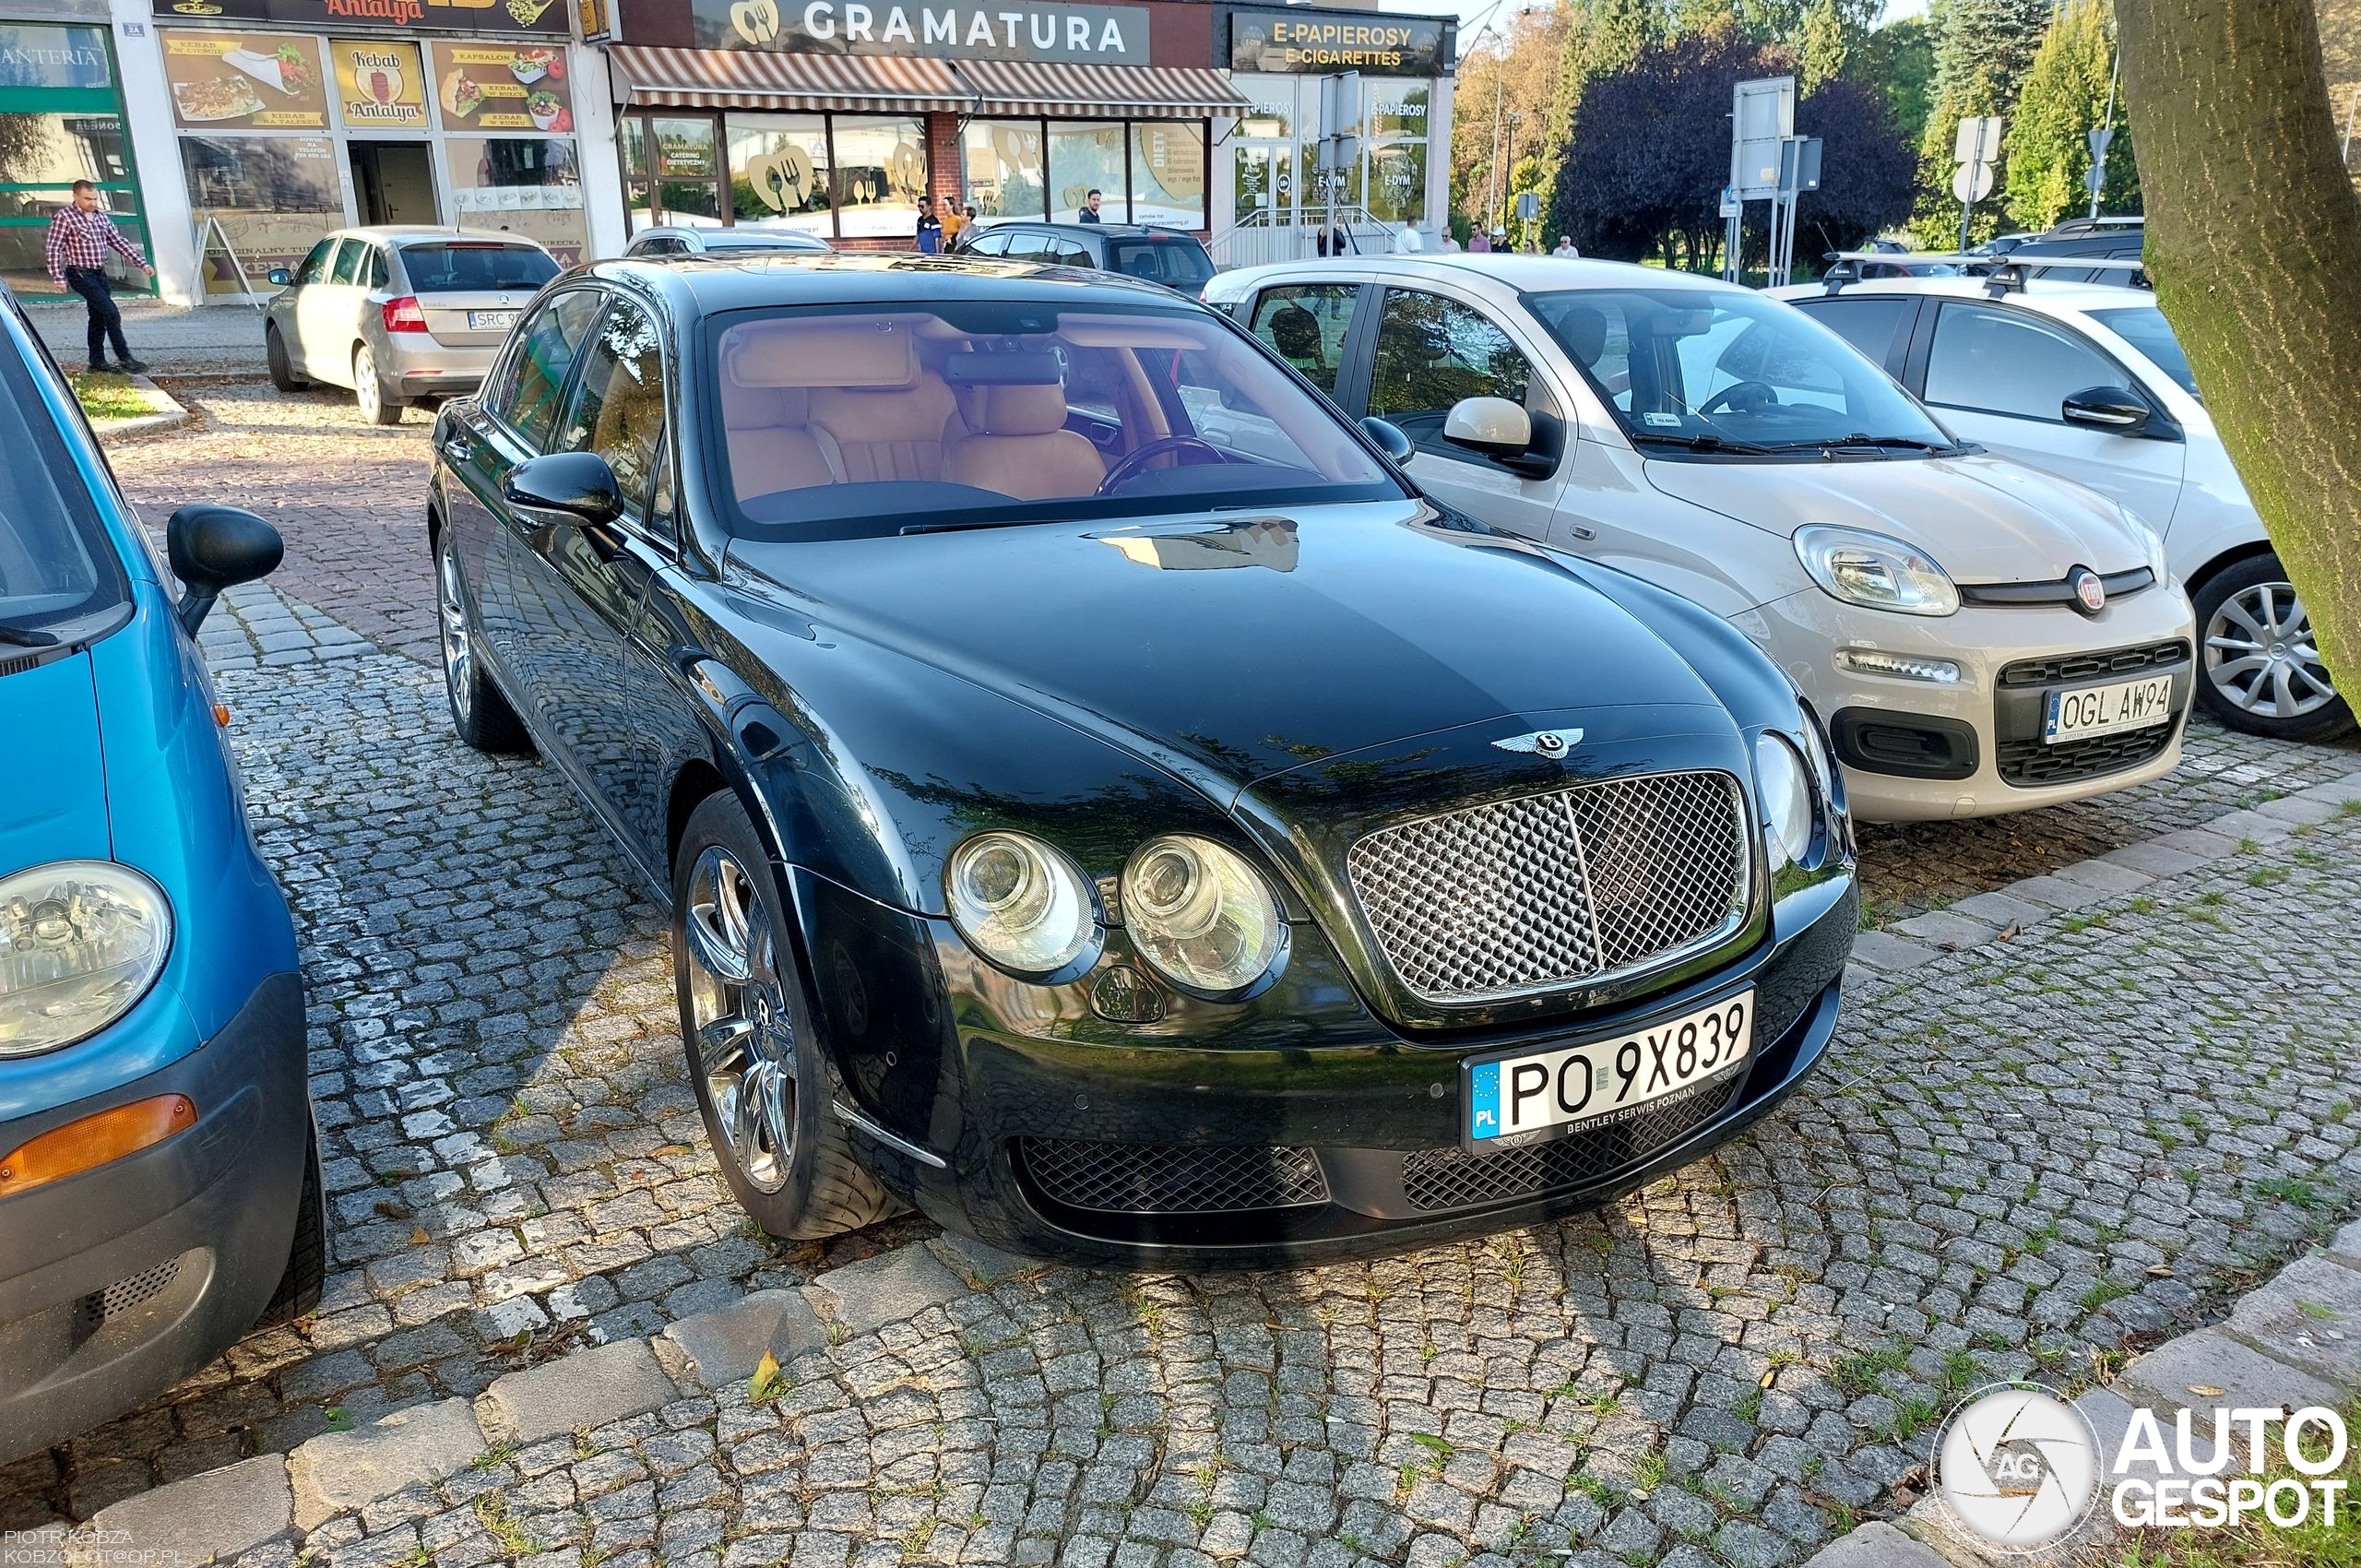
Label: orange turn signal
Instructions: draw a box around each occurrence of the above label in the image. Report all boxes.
[0,1095,196,1200]
[214,704,231,728]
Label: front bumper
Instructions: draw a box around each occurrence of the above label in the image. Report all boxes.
[0,971,309,1463]
[819,873,1856,1269]
[1760,586,2197,822]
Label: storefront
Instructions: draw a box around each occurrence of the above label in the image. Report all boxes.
[0,5,152,301]
[126,0,605,298]
[594,0,1450,255]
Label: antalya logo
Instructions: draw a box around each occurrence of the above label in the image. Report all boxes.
[1936,1385,2101,1551]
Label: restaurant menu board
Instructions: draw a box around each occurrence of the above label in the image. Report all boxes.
[332,39,427,129]
[163,30,327,129]
[426,41,571,133]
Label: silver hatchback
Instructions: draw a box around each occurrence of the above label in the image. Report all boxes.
[263,227,559,424]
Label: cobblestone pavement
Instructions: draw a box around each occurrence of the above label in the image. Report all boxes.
[6,396,2357,1568]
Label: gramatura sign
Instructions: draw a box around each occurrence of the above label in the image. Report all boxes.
[1225,5,1451,76]
[699,0,1151,60]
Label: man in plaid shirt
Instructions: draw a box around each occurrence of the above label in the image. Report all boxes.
[46,180,153,374]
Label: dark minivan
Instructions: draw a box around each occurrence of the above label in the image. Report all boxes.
[955,221,1216,296]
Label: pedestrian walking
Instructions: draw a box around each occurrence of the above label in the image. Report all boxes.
[915,195,942,255]
[1552,235,1580,258]
[940,200,965,249]
[45,180,151,374]
[1078,189,1104,222]
[1467,229,1490,254]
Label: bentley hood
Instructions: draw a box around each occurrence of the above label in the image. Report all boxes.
[1642,448,2152,584]
[725,501,1737,794]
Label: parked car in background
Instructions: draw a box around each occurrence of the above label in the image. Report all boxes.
[953,221,1216,296]
[0,282,320,1461]
[622,226,833,258]
[425,253,1856,1265]
[264,227,560,425]
[1207,255,2198,823]
[1778,271,2345,740]
[1998,216,2145,285]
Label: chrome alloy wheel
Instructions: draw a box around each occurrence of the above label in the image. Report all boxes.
[682,846,797,1194]
[437,544,473,724]
[2204,580,2337,719]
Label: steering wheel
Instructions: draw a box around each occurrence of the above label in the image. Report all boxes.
[1700,380,1779,416]
[1097,436,1228,496]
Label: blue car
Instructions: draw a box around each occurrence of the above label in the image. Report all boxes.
[0,284,321,1460]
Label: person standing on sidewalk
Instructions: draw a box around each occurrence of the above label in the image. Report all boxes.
[45,181,151,374]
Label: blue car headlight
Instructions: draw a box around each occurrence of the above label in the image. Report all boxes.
[0,861,172,1056]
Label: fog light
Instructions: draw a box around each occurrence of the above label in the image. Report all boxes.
[1836,648,1961,684]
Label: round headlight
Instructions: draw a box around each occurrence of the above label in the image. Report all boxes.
[1121,836,1285,999]
[945,832,1098,979]
[0,861,172,1057]
[1754,733,1815,872]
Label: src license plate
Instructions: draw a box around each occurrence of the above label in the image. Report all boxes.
[1466,990,1752,1149]
[468,310,519,331]
[2044,674,2174,744]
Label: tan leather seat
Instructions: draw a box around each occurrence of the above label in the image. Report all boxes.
[942,383,1104,501]
[809,375,960,483]
[721,386,835,501]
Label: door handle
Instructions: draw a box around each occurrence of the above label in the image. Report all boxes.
[443,429,474,462]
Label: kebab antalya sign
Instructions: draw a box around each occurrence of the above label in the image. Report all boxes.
[702,0,1152,62]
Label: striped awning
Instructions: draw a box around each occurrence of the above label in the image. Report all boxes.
[609,46,970,112]
[609,45,1246,119]
[950,59,1245,119]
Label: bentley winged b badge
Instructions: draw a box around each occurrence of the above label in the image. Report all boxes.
[1491,729,1583,760]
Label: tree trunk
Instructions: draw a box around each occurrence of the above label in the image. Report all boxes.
[2116,0,2361,683]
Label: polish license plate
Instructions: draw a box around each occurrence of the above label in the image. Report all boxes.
[468,310,518,331]
[2044,674,2174,744]
[1465,990,1752,1149]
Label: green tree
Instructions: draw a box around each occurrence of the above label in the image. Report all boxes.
[1846,14,1938,142]
[1910,0,2051,247]
[2117,0,2360,712]
[2003,0,2137,229]
[1798,0,1853,89]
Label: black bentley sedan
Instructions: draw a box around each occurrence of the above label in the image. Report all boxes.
[426,254,1857,1266]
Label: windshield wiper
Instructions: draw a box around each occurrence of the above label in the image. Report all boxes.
[0,621,61,647]
[1629,431,1783,457]
[1762,434,1958,454]
[898,517,1076,537]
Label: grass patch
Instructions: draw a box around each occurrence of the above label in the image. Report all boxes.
[1833,1343,1910,1396]
[2258,1175,2324,1210]
[69,370,153,422]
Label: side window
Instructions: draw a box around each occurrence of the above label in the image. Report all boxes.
[1249,283,1361,398]
[483,289,604,449]
[328,240,365,286]
[1366,290,1535,459]
[1926,303,2120,422]
[364,246,389,290]
[293,238,336,286]
[1051,240,1092,267]
[968,230,1009,257]
[647,442,678,547]
[555,298,667,518]
[1795,297,1916,377]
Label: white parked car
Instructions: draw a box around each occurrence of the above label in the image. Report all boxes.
[1773,271,2344,740]
[1204,255,2197,824]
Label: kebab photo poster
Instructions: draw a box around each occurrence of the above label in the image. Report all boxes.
[428,41,571,133]
[163,31,327,130]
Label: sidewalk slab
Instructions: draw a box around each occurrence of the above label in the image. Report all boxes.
[1946,891,2047,931]
[287,1396,484,1528]
[2112,1327,2342,1417]
[478,1337,680,1445]
[664,1289,828,1387]
[807,1246,969,1338]
[1848,930,1940,972]
[84,1454,292,1563]
[1996,873,2112,912]
[1800,1521,1949,1567]
[1889,910,2003,949]
[2225,1251,2361,1390]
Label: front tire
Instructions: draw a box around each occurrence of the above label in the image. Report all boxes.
[255,1117,325,1327]
[354,344,402,425]
[435,526,531,754]
[266,325,307,392]
[672,792,896,1241]
[2191,553,2354,740]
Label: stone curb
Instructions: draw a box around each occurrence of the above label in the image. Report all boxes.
[87,374,192,442]
[1839,768,2361,988]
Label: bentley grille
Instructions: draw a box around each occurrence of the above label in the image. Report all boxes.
[1345,771,1750,1004]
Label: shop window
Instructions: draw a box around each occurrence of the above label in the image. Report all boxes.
[831,116,925,239]
[445,137,585,266]
[619,115,652,233]
[726,114,831,237]
[178,134,342,296]
[1047,121,1124,223]
[0,26,145,299]
[962,120,1042,221]
[650,114,720,225]
[1127,123,1204,230]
